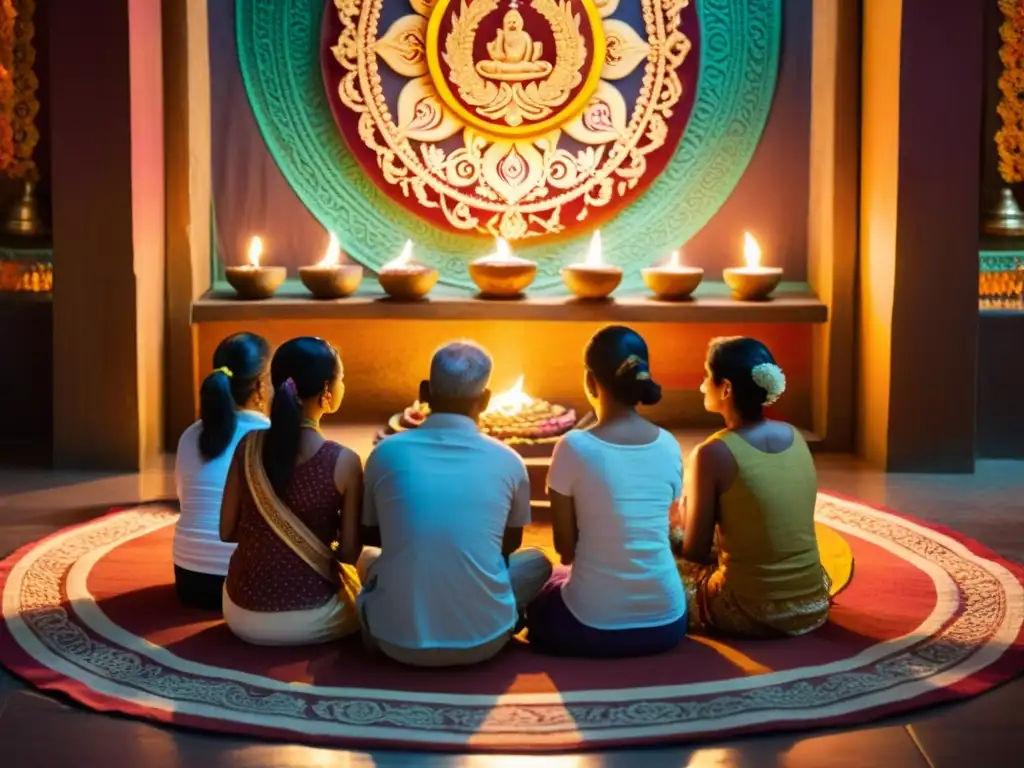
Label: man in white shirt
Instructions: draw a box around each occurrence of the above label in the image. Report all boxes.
[357,341,552,666]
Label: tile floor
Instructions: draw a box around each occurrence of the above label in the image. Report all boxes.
[0,452,1021,767]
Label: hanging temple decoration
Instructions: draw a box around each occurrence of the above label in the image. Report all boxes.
[0,0,38,180]
[328,0,694,242]
[996,0,1024,185]
[0,0,15,174]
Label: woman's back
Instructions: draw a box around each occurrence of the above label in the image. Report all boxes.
[713,427,822,601]
[226,438,344,612]
[551,428,686,629]
[174,410,269,575]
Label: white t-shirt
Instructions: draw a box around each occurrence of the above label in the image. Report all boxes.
[173,410,269,575]
[547,428,686,630]
[360,413,532,650]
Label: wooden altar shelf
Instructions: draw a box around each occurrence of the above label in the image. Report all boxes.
[192,281,827,324]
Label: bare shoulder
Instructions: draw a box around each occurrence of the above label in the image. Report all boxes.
[758,420,799,452]
[691,436,736,476]
[330,442,363,475]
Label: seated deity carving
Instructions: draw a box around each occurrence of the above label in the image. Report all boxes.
[475,10,553,81]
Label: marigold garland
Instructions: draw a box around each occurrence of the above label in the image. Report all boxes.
[0,0,15,174]
[996,0,1024,184]
[8,0,38,180]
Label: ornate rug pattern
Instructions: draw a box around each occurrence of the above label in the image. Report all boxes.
[1,493,1022,752]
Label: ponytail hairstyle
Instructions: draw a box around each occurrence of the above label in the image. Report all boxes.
[262,337,341,496]
[198,332,270,460]
[584,325,663,407]
[706,336,785,423]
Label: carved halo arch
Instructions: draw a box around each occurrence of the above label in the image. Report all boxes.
[236,0,781,291]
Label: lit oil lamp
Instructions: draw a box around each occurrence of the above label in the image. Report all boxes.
[225,236,287,300]
[299,232,363,299]
[561,230,623,300]
[468,237,538,298]
[377,240,438,301]
[723,232,783,301]
[642,249,704,300]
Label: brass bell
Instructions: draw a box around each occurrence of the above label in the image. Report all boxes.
[4,180,48,237]
[982,187,1024,237]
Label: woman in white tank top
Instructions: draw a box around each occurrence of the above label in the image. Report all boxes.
[526,326,686,657]
[173,333,270,610]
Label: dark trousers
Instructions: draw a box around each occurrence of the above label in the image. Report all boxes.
[174,565,225,612]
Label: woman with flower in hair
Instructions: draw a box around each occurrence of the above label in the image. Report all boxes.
[219,337,363,645]
[673,337,830,637]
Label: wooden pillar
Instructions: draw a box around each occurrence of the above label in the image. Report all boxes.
[859,0,982,472]
[50,0,166,470]
[163,0,211,447]
[807,0,860,452]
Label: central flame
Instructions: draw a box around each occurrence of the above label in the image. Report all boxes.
[483,375,535,415]
[669,249,682,268]
[247,236,264,268]
[743,232,762,269]
[316,232,341,268]
[495,237,511,260]
[383,239,415,271]
[585,230,603,267]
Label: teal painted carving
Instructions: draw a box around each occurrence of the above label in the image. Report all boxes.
[236,0,781,291]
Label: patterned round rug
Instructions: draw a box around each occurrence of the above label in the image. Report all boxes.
[1,493,1022,753]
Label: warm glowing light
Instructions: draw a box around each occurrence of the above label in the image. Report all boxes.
[743,232,762,269]
[585,230,603,266]
[316,232,341,267]
[383,239,415,270]
[496,237,511,259]
[484,375,535,415]
[669,249,682,268]
[247,236,264,268]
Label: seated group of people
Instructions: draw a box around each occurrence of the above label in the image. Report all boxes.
[173,326,831,666]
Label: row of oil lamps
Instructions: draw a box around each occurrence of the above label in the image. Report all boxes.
[225,231,783,302]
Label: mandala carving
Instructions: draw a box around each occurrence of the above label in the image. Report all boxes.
[329,0,693,241]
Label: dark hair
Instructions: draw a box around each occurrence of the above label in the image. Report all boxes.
[198,333,270,460]
[584,325,662,407]
[706,336,776,422]
[263,337,341,496]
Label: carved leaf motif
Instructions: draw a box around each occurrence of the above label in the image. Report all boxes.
[601,20,650,81]
[410,0,440,18]
[482,141,545,204]
[375,15,429,78]
[396,77,465,143]
[562,81,628,145]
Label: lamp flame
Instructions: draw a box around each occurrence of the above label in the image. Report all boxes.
[585,230,603,267]
[495,237,511,260]
[247,236,264,268]
[483,375,535,415]
[317,232,341,268]
[669,249,682,268]
[383,239,415,271]
[743,232,762,269]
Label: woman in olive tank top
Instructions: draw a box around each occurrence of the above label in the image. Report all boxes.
[673,337,830,637]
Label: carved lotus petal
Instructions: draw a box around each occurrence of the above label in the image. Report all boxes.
[482,141,545,204]
[375,15,428,78]
[396,77,464,143]
[594,0,620,18]
[410,0,440,18]
[562,81,628,145]
[601,20,650,81]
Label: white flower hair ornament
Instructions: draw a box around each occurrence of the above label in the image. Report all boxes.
[751,363,786,406]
